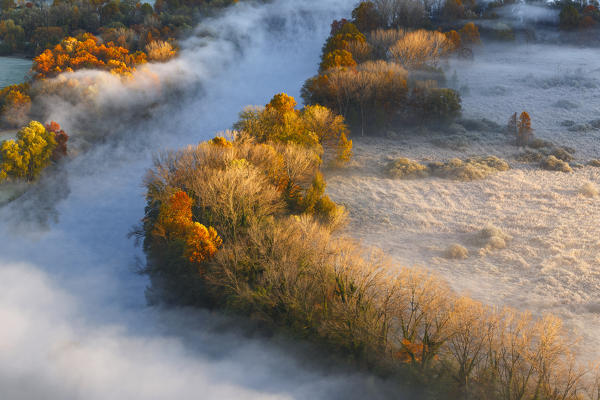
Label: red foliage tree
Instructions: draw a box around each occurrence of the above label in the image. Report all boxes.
[45,121,69,161]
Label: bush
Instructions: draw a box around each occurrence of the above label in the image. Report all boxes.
[385,157,429,179]
[588,159,600,167]
[551,147,575,162]
[580,182,598,197]
[540,155,572,172]
[411,87,462,122]
[445,243,468,259]
[428,156,509,181]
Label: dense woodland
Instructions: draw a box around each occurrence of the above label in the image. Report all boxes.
[139,96,600,400]
[0,0,241,56]
[137,3,600,399]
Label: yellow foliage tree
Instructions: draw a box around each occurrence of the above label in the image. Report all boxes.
[235,93,352,165]
[0,121,57,182]
[0,84,31,127]
[145,40,177,62]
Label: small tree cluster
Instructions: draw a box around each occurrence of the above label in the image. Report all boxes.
[304,13,465,134]
[32,34,147,79]
[509,111,533,146]
[0,121,56,182]
[234,93,352,166]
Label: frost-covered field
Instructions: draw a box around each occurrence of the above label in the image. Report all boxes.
[327,43,600,362]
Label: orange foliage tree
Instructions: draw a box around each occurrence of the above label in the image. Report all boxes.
[152,190,222,269]
[32,34,147,79]
[517,111,533,146]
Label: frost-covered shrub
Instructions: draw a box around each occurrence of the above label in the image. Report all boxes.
[540,155,572,172]
[385,157,429,179]
[445,243,468,259]
[428,156,509,181]
[517,150,544,163]
[477,224,511,250]
[527,138,553,149]
[580,182,598,197]
[551,147,574,162]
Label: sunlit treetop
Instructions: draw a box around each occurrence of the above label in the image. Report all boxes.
[32,34,147,79]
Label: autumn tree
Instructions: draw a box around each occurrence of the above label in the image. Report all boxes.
[517,111,532,146]
[32,34,147,79]
[45,121,69,161]
[320,22,367,72]
[235,93,352,165]
[0,121,57,182]
[444,29,461,50]
[389,29,451,69]
[320,49,357,71]
[458,22,481,46]
[152,190,222,270]
[145,40,177,62]
[0,84,31,128]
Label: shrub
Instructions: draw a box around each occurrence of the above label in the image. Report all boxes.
[540,155,572,172]
[551,147,575,162]
[528,138,553,149]
[588,159,600,167]
[517,149,544,163]
[476,224,511,251]
[385,157,429,179]
[428,156,509,181]
[580,182,598,197]
[445,243,468,259]
[410,86,462,122]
